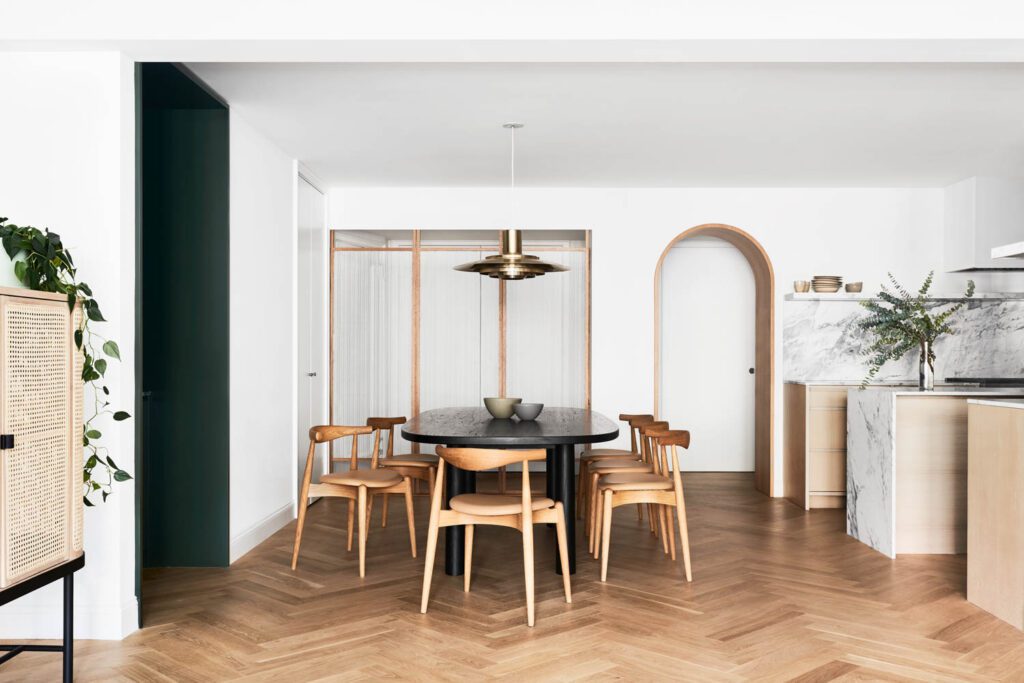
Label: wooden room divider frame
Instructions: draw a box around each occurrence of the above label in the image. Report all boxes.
[329,229,592,454]
[653,224,775,496]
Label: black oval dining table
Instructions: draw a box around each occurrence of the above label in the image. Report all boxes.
[402,407,618,576]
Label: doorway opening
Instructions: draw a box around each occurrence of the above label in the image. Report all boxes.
[654,224,775,495]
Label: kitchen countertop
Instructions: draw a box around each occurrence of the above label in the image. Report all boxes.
[859,387,1024,397]
[784,380,918,386]
[968,398,1024,410]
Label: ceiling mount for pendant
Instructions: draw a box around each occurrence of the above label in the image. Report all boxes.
[454,123,570,281]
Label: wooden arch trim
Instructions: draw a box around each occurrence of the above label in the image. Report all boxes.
[653,223,775,496]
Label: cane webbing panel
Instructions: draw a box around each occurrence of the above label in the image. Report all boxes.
[71,305,84,554]
[1,298,72,588]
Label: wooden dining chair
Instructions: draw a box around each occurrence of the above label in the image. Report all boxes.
[586,420,668,552]
[596,428,692,582]
[292,425,417,577]
[369,416,439,527]
[577,414,653,520]
[420,446,572,627]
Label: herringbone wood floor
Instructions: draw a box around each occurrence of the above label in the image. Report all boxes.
[4,473,1024,681]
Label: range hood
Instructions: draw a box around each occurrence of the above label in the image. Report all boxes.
[992,241,1024,261]
[944,177,1024,271]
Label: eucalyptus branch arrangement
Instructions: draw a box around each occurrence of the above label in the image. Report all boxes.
[859,271,975,388]
[0,216,131,505]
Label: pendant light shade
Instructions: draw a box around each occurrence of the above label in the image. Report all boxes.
[454,123,569,281]
[453,229,569,280]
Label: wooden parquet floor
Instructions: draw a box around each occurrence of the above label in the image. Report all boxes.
[4,473,1024,682]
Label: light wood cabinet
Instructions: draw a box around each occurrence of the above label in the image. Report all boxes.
[0,288,83,588]
[784,383,847,510]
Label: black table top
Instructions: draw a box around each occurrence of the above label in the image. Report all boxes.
[402,407,619,447]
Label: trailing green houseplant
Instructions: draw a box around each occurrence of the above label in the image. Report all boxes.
[0,216,131,505]
[859,271,975,389]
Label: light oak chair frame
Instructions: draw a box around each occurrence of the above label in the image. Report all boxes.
[368,416,439,527]
[420,446,572,627]
[587,420,668,552]
[292,425,417,577]
[577,414,652,519]
[597,429,692,582]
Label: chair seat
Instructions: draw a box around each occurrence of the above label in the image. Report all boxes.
[581,449,637,461]
[450,494,555,516]
[380,453,439,467]
[591,459,653,472]
[599,473,673,491]
[321,469,403,488]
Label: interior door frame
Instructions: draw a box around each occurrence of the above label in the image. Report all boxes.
[653,223,775,496]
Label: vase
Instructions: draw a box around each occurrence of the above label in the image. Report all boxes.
[919,341,934,391]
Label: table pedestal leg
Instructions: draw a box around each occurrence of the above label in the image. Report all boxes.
[552,443,576,574]
[444,460,475,576]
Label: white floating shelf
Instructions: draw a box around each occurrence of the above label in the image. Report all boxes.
[785,292,1024,302]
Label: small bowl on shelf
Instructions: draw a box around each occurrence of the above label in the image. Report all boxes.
[793,280,810,293]
[484,397,521,419]
[513,403,544,421]
[845,282,863,293]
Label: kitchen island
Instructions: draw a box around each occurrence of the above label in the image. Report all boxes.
[847,387,1024,558]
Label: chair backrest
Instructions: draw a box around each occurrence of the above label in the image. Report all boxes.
[434,446,547,518]
[637,420,669,466]
[619,413,654,453]
[648,428,691,477]
[309,424,379,471]
[366,416,407,458]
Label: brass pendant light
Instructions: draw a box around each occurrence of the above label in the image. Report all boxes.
[453,123,569,281]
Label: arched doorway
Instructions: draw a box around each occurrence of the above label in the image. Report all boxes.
[654,224,775,495]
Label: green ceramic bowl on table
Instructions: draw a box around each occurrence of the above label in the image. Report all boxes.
[484,397,521,419]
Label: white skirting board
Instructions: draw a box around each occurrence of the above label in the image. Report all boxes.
[230,503,295,564]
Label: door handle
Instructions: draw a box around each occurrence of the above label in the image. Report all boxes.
[748,368,755,374]
[307,372,317,377]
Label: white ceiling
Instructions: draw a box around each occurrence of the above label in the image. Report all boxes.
[188,62,1024,187]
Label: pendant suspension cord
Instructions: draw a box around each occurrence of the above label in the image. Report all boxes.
[509,124,516,229]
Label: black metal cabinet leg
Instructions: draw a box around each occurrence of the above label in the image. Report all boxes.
[553,443,576,574]
[444,460,476,576]
[63,573,73,683]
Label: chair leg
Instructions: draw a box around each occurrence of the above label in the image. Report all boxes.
[498,466,507,494]
[403,479,417,558]
[464,524,474,592]
[576,460,586,520]
[658,505,670,555]
[636,503,643,521]
[357,486,368,578]
[420,481,443,614]
[347,500,355,552]
[663,505,671,557]
[600,490,613,581]
[291,499,308,570]
[648,504,657,535]
[588,471,601,549]
[553,503,572,603]
[427,467,436,499]
[593,484,604,560]
[523,521,536,627]
[382,492,389,528]
[674,486,692,582]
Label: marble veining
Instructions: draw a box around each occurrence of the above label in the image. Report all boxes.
[403,407,619,446]
[846,388,896,557]
[784,299,1024,382]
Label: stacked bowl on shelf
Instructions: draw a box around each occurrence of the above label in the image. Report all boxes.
[811,275,842,293]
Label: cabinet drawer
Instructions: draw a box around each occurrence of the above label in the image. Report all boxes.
[808,410,847,450]
[809,387,849,410]
[809,450,846,492]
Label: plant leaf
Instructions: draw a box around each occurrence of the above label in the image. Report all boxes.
[102,340,120,360]
[95,358,107,375]
[113,469,132,482]
[113,410,131,421]
[86,429,101,439]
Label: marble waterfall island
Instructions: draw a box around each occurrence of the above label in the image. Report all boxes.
[846,387,1024,558]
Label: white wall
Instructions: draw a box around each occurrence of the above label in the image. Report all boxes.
[328,186,975,495]
[228,112,297,562]
[0,52,137,639]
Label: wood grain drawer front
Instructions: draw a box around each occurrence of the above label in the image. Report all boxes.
[808,410,847,450]
[809,387,848,410]
[809,450,846,492]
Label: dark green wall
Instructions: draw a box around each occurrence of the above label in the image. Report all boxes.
[139,63,229,568]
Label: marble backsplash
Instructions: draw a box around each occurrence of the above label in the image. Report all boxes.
[784,299,1024,382]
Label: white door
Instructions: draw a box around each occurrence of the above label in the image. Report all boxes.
[660,237,755,471]
[297,176,327,490]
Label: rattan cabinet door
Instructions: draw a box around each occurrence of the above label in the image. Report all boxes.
[0,294,74,588]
